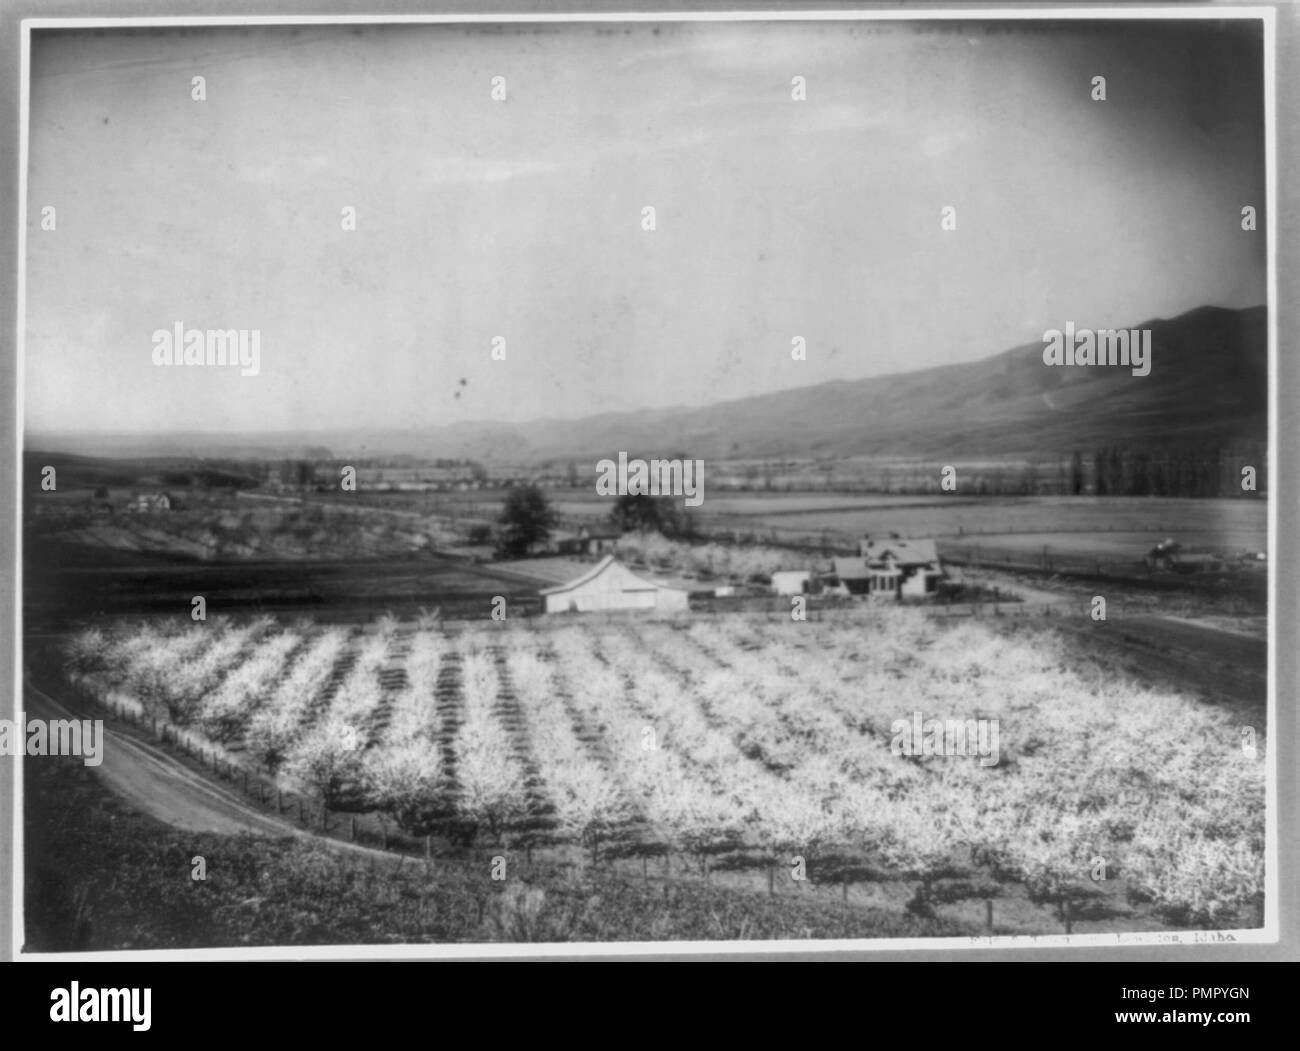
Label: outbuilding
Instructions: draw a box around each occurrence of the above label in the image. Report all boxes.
[771,569,814,596]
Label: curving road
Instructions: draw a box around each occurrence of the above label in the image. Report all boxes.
[25,678,294,836]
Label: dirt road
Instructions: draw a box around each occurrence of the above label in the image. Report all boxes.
[25,679,293,836]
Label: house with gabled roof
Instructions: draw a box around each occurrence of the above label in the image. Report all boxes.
[832,535,943,600]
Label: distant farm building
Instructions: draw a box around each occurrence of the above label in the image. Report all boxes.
[832,536,943,599]
[1146,539,1227,574]
[540,555,690,614]
[771,569,814,596]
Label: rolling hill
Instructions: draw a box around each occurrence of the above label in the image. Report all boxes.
[516,305,1267,460]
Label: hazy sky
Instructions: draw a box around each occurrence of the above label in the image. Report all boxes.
[24,18,1267,434]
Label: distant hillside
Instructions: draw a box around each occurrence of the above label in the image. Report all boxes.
[514,304,1267,460]
[20,452,260,491]
[27,304,1266,463]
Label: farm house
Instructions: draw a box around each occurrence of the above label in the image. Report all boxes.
[540,555,691,614]
[832,536,943,600]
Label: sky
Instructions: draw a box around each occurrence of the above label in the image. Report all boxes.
[23,18,1267,435]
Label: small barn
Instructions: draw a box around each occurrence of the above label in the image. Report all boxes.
[540,555,690,614]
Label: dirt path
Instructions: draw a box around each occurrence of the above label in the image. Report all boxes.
[25,680,293,836]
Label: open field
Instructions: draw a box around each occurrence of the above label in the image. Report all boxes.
[284,488,1264,536]
[50,607,1265,937]
[293,487,1268,564]
[27,497,459,562]
[945,531,1259,559]
[24,549,539,625]
[720,495,1266,547]
[30,482,1268,565]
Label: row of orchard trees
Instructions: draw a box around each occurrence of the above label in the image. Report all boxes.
[69,616,276,725]
[854,445,1268,498]
[62,610,1265,930]
[540,613,1265,929]
[674,443,1267,499]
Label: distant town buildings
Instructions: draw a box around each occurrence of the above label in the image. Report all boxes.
[556,524,622,558]
[126,492,172,513]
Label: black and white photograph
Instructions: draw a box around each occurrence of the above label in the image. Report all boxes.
[8,6,1281,962]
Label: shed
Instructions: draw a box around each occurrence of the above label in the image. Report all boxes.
[771,569,814,596]
[577,524,622,556]
[555,524,622,557]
